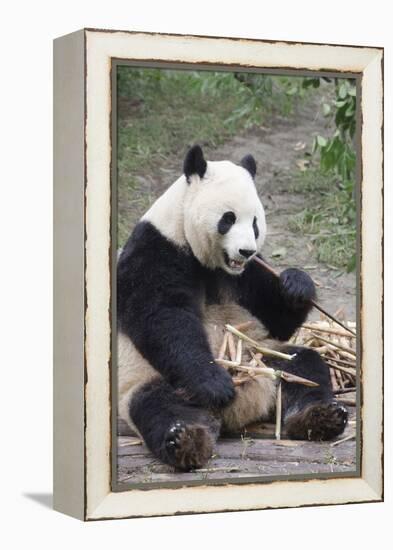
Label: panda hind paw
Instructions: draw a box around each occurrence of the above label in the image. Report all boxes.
[285,401,348,441]
[164,421,214,471]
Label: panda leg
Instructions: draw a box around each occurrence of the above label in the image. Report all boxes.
[129,378,221,471]
[273,347,349,441]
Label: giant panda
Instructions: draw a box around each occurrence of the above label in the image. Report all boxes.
[117,145,348,471]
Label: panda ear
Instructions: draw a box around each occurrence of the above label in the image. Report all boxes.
[240,154,257,178]
[184,145,207,182]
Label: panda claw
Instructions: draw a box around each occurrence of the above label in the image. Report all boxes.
[164,421,214,471]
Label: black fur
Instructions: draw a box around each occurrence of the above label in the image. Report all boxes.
[130,378,221,470]
[238,258,315,340]
[266,347,348,440]
[217,211,236,235]
[183,144,207,182]
[118,223,316,386]
[240,154,257,178]
[117,221,236,409]
[253,216,259,240]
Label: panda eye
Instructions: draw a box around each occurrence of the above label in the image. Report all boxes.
[253,216,259,239]
[222,211,236,224]
[218,211,236,235]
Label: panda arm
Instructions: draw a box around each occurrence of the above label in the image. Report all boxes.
[117,222,235,408]
[238,257,315,341]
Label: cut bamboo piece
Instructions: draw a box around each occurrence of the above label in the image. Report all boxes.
[275,381,282,440]
[312,334,356,357]
[233,320,255,332]
[218,332,228,360]
[331,434,356,447]
[324,361,356,376]
[330,366,339,392]
[216,358,319,387]
[334,387,356,395]
[302,323,356,337]
[321,355,356,368]
[225,324,295,361]
[235,339,243,365]
[337,398,356,407]
[279,370,319,387]
[227,332,236,362]
[216,358,241,368]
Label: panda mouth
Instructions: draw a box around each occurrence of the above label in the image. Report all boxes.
[223,251,247,272]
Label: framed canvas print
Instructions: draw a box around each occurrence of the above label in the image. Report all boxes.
[53,28,383,521]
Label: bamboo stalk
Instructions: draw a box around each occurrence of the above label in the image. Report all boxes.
[216,358,241,368]
[334,358,345,389]
[311,334,356,357]
[334,387,356,395]
[217,361,275,379]
[218,332,229,360]
[235,339,243,365]
[225,324,295,361]
[227,332,236,362]
[233,320,255,332]
[279,370,320,387]
[252,256,356,336]
[324,361,356,376]
[251,352,319,387]
[215,359,319,387]
[275,381,282,440]
[337,398,356,407]
[321,355,356,368]
[331,434,356,447]
[232,376,249,386]
[330,366,339,392]
[118,439,143,447]
[302,323,356,337]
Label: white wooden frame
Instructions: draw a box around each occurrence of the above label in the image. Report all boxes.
[53,28,383,521]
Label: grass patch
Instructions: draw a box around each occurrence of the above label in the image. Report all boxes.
[117,68,308,246]
[289,168,356,271]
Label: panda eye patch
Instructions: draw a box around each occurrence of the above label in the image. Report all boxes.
[253,216,259,239]
[218,211,236,235]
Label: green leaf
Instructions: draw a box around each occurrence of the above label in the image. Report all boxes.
[345,105,355,117]
[286,86,298,96]
[338,83,348,99]
[317,135,328,147]
[322,103,331,116]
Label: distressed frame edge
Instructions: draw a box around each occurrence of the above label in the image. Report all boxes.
[73,29,382,521]
[53,29,86,520]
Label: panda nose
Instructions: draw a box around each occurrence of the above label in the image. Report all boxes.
[239,248,256,259]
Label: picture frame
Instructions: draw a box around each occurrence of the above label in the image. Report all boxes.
[53,28,383,521]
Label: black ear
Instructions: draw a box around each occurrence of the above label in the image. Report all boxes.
[183,145,207,182]
[240,154,257,178]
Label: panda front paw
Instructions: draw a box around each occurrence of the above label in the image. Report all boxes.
[187,366,236,410]
[279,268,316,309]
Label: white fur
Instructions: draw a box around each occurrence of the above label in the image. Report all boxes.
[143,160,266,274]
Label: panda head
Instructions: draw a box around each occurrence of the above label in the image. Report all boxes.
[183,145,266,275]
